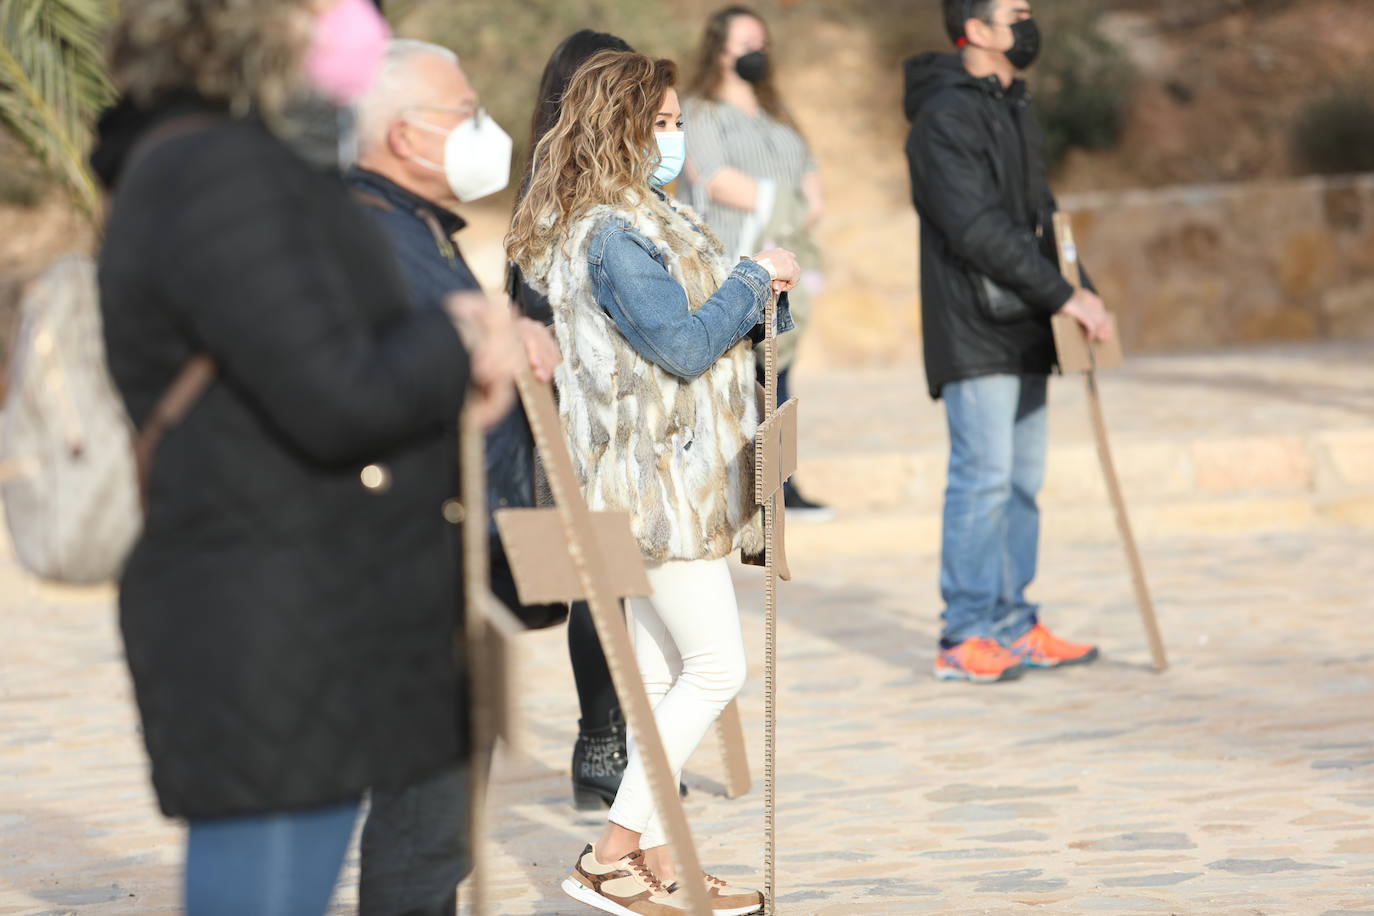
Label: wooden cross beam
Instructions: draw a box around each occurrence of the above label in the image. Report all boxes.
[750,380,798,582]
[1052,213,1169,673]
[498,492,754,800]
[743,294,800,915]
[459,406,518,916]
[494,508,650,605]
[713,360,803,808]
[491,370,719,916]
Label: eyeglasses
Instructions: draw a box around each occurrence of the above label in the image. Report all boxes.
[401,105,485,129]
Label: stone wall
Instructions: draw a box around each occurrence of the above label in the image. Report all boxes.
[1061,174,1374,352]
[10,171,1366,380]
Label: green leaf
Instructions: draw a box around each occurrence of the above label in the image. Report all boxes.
[0,0,117,221]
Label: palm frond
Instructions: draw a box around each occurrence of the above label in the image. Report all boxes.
[0,0,115,220]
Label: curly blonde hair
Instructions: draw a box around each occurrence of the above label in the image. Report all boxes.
[507,50,677,270]
[109,0,314,121]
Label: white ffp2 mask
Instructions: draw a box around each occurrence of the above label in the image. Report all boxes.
[407,110,513,202]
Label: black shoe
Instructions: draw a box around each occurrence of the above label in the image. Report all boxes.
[571,708,688,810]
[783,486,835,522]
[571,709,627,810]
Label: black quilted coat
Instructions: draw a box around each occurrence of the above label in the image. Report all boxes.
[903,53,1078,399]
[94,99,471,819]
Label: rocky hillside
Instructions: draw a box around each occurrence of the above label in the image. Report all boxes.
[1063,0,1374,191]
[2,0,1371,368]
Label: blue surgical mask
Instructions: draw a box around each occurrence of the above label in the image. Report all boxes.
[650,130,686,187]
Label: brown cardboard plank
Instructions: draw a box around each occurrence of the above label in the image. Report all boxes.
[1052,214,1168,672]
[771,499,791,583]
[1084,373,1170,672]
[494,508,651,604]
[755,398,799,504]
[1052,212,1124,371]
[482,596,525,754]
[1052,312,1123,373]
[509,372,715,916]
[460,408,494,915]
[716,700,753,798]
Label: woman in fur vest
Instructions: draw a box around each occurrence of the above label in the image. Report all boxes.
[508,50,798,916]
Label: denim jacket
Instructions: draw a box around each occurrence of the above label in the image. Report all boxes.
[587,215,793,380]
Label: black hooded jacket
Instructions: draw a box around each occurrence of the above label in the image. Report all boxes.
[903,53,1076,398]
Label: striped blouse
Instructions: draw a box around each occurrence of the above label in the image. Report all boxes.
[678,97,817,261]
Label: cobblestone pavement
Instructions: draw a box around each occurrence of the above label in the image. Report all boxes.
[4,531,1372,915]
[3,351,1374,915]
[795,342,1374,460]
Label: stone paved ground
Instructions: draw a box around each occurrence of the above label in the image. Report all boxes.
[3,347,1374,915]
[470,532,1374,916]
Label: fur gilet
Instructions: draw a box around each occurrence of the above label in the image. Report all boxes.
[524,193,763,562]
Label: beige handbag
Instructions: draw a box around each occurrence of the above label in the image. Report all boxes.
[0,254,213,583]
[0,115,219,584]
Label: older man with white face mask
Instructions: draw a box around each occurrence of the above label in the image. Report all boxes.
[351,39,513,291]
[347,39,560,916]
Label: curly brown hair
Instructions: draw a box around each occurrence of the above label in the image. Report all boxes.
[108,0,314,122]
[506,50,677,270]
[682,6,795,129]
[519,30,634,193]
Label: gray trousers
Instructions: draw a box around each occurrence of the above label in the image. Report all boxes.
[360,758,469,916]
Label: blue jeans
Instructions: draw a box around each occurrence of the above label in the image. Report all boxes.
[939,374,1048,648]
[185,800,360,916]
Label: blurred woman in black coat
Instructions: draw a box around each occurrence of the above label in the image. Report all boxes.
[93,0,515,912]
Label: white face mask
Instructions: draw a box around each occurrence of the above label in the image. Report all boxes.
[406,109,513,202]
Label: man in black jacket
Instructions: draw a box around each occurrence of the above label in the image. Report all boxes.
[904,0,1112,683]
[346,39,560,916]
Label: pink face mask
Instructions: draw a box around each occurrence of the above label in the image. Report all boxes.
[302,0,391,105]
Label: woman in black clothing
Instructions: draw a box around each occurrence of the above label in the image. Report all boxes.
[509,29,633,326]
[508,29,655,811]
[94,0,515,912]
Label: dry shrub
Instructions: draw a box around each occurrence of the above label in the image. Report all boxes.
[1292,81,1374,177]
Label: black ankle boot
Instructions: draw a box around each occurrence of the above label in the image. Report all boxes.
[571,708,689,810]
[571,709,627,810]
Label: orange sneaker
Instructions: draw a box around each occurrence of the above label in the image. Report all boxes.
[1009,624,1099,668]
[934,637,1025,683]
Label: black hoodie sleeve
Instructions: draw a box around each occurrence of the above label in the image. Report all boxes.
[907,104,1074,312]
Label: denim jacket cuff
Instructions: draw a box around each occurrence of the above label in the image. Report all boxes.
[776,296,796,334]
[731,259,774,303]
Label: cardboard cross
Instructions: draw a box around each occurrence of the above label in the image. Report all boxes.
[488,370,721,916]
[458,406,525,916]
[492,502,752,801]
[1052,213,1169,673]
[741,292,799,915]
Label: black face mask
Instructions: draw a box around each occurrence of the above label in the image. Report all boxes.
[735,50,769,84]
[1005,18,1041,70]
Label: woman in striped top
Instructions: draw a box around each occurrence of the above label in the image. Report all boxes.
[678,5,833,518]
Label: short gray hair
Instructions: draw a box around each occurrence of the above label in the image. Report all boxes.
[354,40,460,154]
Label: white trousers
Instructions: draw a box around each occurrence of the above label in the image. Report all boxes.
[606,556,748,849]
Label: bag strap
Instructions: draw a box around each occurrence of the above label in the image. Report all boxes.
[117,113,224,504]
[121,112,222,185]
[132,354,216,505]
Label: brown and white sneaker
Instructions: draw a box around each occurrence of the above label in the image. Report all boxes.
[562,844,687,915]
[700,871,764,915]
